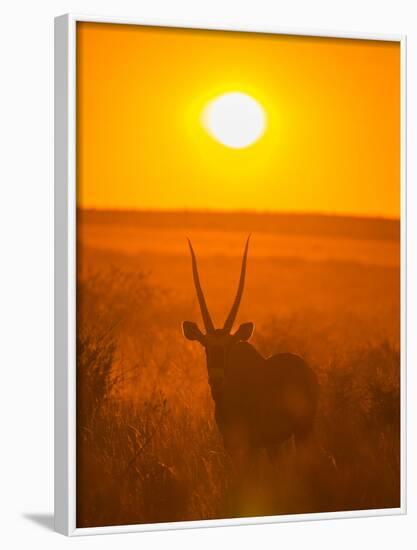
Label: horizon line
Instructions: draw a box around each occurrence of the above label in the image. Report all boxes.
[76,206,400,223]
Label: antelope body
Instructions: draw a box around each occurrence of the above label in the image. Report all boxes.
[183,237,318,455]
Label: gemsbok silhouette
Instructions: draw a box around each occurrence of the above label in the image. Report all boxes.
[182,236,319,459]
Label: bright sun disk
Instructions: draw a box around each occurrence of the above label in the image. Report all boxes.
[202,92,266,149]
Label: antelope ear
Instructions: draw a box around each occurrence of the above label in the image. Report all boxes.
[182,321,205,342]
[234,322,254,341]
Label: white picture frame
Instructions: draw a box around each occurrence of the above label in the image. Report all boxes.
[54,13,407,536]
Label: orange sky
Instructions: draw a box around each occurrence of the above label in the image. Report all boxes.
[76,22,400,218]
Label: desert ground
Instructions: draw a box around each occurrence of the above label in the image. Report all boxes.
[76,209,400,527]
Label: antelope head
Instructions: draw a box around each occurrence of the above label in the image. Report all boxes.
[182,237,254,384]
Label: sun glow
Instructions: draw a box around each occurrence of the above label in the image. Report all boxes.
[202,92,266,149]
[77,23,400,217]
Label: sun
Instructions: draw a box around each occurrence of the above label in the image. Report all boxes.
[202,92,266,149]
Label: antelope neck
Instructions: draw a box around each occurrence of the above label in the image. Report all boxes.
[205,347,228,406]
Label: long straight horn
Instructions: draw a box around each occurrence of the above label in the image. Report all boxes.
[223,235,251,333]
[187,239,215,333]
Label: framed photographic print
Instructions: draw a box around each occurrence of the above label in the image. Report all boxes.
[54,14,406,536]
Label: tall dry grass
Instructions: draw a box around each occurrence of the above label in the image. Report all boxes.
[76,258,400,527]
